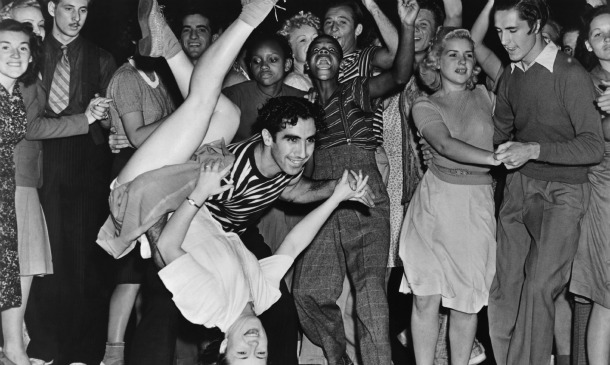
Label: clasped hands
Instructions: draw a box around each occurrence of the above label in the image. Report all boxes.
[421,139,540,169]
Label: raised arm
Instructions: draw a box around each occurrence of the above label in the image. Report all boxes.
[362,0,399,70]
[154,161,234,265]
[471,0,503,85]
[443,0,463,27]
[275,171,368,259]
[368,0,418,98]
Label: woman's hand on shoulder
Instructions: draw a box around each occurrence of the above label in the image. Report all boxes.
[190,159,235,202]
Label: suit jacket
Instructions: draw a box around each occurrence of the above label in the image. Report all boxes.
[14,80,89,188]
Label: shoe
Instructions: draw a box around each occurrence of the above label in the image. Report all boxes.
[468,338,486,365]
[137,0,180,58]
[0,352,16,365]
[238,0,279,28]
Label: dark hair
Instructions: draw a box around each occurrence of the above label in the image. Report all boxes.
[49,0,93,4]
[418,0,446,30]
[177,5,219,35]
[245,32,293,65]
[324,0,365,27]
[576,5,610,70]
[306,34,344,61]
[495,0,550,33]
[252,96,326,139]
[0,19,42,86]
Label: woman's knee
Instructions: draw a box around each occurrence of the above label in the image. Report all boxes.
[413,295,441,313]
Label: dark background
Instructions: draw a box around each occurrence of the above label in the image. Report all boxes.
[76,0,590,64]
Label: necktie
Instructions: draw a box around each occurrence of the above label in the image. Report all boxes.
[48,45,70,114]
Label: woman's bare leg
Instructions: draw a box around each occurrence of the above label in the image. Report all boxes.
[117,0,274,184]
[449,309,477,365]
[2,276,33,365]
[412,294,441,365]
[587,303,610,364]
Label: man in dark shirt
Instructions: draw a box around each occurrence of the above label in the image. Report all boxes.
[25,0,117,364]
[489,1,604,364]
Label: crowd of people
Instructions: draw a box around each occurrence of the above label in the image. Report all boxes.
[0,0,608,364]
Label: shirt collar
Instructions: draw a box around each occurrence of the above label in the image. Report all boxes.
[48,33,82,51]
[510,41,559,73]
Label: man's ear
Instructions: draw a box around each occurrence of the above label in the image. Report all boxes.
[212,33,220,43]
[284,58,293,72]
[262,129,273,146]
[219,338,228,354]
[355,23,363,38]
[48,1,56,18]
[532,19,542,34]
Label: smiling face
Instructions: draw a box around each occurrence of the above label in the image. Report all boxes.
[262,117,316,176]
[249,40,291,87]
[494,8,541,64]
[180,14,212,62]
[586,13,610,63]
[223,315,268,364]
[323,5,361,55]
[48,0,89,43]
[562,30,579,56]
[12,6,45,40]
[439,37,474,90]
[0,30,31,89]
[414,9,437,53]
[307,35,342,81]
[288,24,319,64]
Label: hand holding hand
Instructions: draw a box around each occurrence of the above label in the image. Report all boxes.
[85,95,112,124]
[494,141,540,169]
[331,170,370,204]
[398,0,420,26]
[191,159,235,202]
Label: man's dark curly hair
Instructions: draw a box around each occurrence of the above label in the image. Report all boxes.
[0,19,42,87]
[252,96,326,139]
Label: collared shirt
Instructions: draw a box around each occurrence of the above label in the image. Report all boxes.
[41,35,116,117]
[510,42,559,73]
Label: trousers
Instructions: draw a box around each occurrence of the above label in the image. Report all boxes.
[293,145,391,365]
[489,172,589,365]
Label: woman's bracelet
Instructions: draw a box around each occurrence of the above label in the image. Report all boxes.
[186,197,203,209]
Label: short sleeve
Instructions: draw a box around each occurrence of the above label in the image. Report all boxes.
[111,69,145,117]
[250,255,294,316]
[412,97,444,135]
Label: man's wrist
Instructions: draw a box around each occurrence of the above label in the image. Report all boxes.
[529,142,541,160]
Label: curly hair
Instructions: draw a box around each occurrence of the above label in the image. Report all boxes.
[277,11,321,41]
[252,96,326,139]
[0,0,41,20]
[245,32,293,64]
[418,27,480,93]
[0,19,43,87]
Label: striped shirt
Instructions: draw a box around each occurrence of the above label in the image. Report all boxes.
[316,77,376,150]
[339,45,384,146]
[205,135,302,234]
